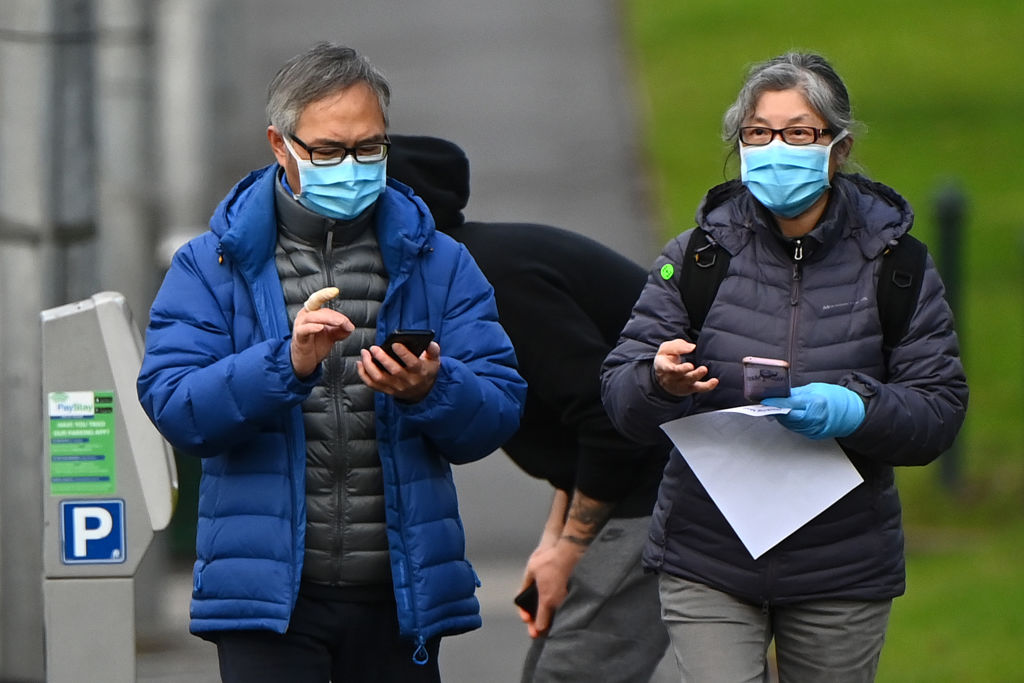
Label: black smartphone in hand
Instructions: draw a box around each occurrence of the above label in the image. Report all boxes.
[513,581,539,620]
[374,329,435,370]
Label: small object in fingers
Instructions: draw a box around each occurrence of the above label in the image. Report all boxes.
[304,286,340,311]
[513,581,539,620]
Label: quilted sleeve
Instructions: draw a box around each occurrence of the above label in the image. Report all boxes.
[839,253,968,465]
[600,233,696,446]
[137,239,318,457]
[396,245,526,464]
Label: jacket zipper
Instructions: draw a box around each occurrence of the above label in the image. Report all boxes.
[381,243,428,661]
[761,545,777,623]
[787,238,803,364]
[323,229,349,580]
[385,396,428,664]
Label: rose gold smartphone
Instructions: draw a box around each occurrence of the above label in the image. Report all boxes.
[741,356,791,401]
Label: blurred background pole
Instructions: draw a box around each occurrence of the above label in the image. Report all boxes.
[96,0,156,322]
[0,0,97,679]
[934,180,967,492]
[154,0,223,266]
[96,0,171,643]
[151,0,226,564]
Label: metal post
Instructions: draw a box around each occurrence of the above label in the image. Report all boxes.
[0,1,96,678]
[151,0,225,571]
[933,181,967,491]
[95,0,176,641]
[96,0,156,323]
[154,0,222,260]
[934,182,966,319]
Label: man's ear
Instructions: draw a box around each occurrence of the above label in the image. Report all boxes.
[267,126,291,168]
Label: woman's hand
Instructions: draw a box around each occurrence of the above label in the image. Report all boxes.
[654,339,719,396]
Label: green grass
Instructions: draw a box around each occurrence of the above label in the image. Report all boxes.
[622,0,1024,677]
[881,519,1024,681]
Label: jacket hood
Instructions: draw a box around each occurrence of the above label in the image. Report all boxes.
[696,173,915,261]
[387,134,470,229]
[210,164,279,269]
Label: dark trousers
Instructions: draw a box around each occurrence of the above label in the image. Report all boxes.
[214,590,442,683]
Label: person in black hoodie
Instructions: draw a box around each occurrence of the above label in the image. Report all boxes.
[388,135,670,682]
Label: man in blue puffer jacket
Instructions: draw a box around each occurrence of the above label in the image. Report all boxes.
[137,42,526,682]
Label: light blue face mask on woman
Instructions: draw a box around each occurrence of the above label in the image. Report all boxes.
[283,137,387,220]
[740,130,848,219]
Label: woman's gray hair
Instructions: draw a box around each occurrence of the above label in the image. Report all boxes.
[722,52,860,144]
[266,42,391,136]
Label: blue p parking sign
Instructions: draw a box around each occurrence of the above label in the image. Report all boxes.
[60,499,126,564]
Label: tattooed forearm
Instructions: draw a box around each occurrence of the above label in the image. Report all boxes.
[561,534,591,548]
[560,491,613,547]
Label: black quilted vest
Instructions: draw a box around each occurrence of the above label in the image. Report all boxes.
[274,179,390,588]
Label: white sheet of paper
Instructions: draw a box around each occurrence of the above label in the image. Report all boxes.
[660,406,863,560]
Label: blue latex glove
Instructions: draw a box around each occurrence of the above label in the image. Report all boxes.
[762,382,865,440]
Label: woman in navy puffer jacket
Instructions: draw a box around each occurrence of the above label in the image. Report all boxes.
[601,52,967,683]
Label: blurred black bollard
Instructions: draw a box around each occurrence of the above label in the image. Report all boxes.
[933,181,967,491]
[935,182,966,314]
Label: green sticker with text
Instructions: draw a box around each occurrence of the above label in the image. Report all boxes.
[660,263,675,280]
[48,391,116,495]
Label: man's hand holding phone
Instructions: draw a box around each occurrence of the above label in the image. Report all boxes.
[358,329,439,402]
[516,539,578,639]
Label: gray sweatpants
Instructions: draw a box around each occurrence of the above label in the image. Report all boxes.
[521,515,670,683]
[658,573,891,683]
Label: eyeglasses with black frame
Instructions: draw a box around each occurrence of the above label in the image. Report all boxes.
[289,134,391,165]
[739,126,834,146]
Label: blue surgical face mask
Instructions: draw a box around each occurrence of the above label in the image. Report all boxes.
[740,130,848,219]
[283,137,387,220]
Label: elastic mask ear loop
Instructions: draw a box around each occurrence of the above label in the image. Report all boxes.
[823,129,850,182]
[280,134,300,161]
[827,129,849,155]
[279,135,306,199]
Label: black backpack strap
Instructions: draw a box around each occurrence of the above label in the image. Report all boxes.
[877,234,928,349]
[678,228,731,339]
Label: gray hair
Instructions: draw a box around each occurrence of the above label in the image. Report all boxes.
[266,42,391,136]
[722,52,860,144]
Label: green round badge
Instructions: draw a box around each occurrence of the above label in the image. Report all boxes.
[660,263,675,280]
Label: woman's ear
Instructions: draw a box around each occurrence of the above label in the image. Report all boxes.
[834,135,853,166]
[828,136,853,178]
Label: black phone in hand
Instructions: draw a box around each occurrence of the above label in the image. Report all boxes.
[374,329,435,370]
[513,581,539,620]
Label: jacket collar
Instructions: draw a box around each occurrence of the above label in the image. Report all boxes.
[210,164,436,281]
[274,173,377,247]
[696,174,914,261]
